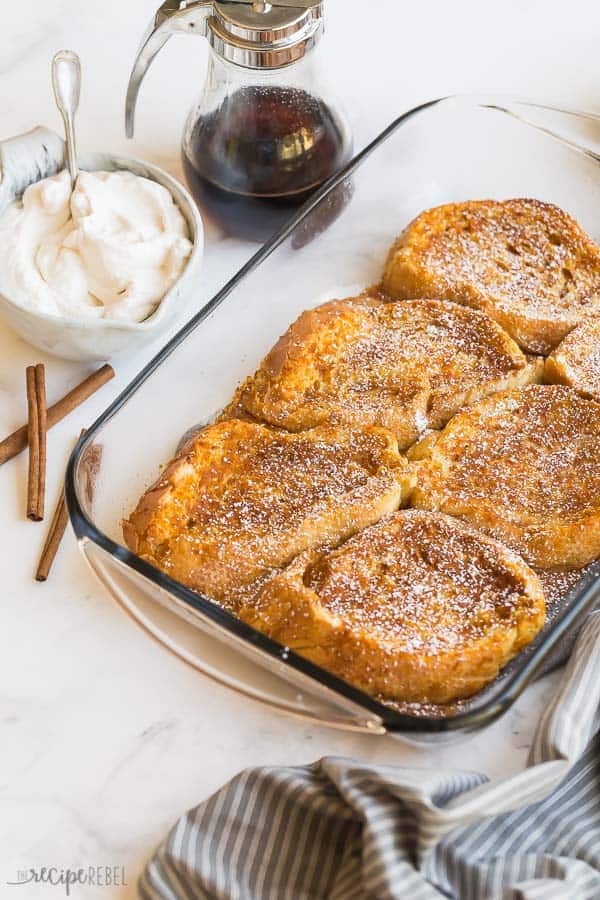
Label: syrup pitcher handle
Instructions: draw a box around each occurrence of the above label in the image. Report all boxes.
[125,0,324,138]
[125,0,214,138]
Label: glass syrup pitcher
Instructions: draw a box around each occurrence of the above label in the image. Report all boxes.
[126,0,353,242]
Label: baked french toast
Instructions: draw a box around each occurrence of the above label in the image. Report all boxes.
[545,316,600,401]
[124,193,600,708]
[239,296,540,447]
[382,199,600,354]
[122,419,410,608]
[412,384,600,569]
[239,510,545,703]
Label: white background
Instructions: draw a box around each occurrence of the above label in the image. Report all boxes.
[1,1,600,896]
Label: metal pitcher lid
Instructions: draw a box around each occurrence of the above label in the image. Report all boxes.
[210,1,323,68]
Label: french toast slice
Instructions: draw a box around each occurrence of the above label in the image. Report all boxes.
[239,296,540,448]
[239,510,545,703]
[122,418,410,609]
[382,199,600,354]
[545,316,600,401]
[412,384,600,568]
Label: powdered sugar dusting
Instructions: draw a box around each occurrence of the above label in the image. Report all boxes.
[242,296,531,446]
[244,509,545,703]
[124,420,405,608]
[548,316,600,401]
[123,198,600,710]
[415,384,600,567]
[303,510,540,654]
[385,198,600,354]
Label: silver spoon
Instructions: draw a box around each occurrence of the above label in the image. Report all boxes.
[51,50,81,189]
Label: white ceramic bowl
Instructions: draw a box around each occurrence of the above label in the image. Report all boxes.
[0,128,204,361]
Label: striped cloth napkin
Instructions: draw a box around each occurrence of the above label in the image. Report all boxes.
[141,612,600,900]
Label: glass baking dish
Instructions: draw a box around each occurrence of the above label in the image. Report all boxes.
[66,95,600,740]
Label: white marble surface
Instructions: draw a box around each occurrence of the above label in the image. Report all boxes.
[1,1,599,896]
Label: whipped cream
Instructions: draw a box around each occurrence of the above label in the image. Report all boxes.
[0,169,192,322]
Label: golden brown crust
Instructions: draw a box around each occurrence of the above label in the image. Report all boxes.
[545,317,600,400]
[382,199,600,355]
[239,510,545,703]
[123,419,411,608]
[217,379,264,424]
[240,295,540,447]
[123,197,600,706]
[412,384,600,568]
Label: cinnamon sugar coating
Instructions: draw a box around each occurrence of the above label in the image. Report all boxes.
[122,197,600,706]
[383,199,600,354]
[545,316,600,401]
[413,384,600,568]
[240,510,545,703]
[122,419,410,608]
[240,295,540,448]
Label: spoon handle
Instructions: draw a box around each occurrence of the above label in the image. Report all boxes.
[51,50,81,188]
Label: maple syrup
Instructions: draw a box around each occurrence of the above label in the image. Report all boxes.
[182,85,352,242]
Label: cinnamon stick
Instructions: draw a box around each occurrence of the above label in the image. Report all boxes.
[35,429,89,582]
[35,486,69,581]
[0,364,114,465]
[26,364,47,520]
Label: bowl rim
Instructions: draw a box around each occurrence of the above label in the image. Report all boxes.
[0,150,204,333]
